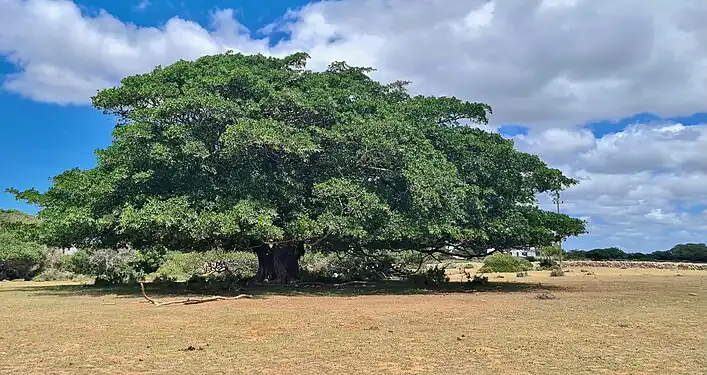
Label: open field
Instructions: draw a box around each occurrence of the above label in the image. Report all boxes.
[1,267,706,375]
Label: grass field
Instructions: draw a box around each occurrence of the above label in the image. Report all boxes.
[1,267,705,375]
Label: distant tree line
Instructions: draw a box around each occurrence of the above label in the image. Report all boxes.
[565,243,707,263]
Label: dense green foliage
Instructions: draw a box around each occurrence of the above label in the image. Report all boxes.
[566,244,707,262]
[299,250,426,282]
[537,257,558,270]
[155,250,258,281]
[536,245,561,270]
[478,252,533,273]
[540,245,563,258]
[0,231,45,280]
[0,210,46,280]
[9,52,585,282]
[154,250,426,283]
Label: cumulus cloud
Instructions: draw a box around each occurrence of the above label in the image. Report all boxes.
[514,123,707,250]
[1,0,707,250]
[0,0,706,126]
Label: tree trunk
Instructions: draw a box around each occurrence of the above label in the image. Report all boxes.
[254,243,304,283]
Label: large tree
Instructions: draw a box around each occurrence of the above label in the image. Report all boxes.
[9,52,585,283]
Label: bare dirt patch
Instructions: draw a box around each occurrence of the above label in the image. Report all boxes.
[1,268,705,374]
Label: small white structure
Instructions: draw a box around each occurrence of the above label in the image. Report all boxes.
[507,247,540,258]
[62,246,78,255]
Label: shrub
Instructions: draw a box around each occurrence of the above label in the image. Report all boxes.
[156,249,424,284]
[525,256,537,262]
[152,274,178,285]
[300,250,427,282]
[406,267,449,285]
[186,272,242,291]
[332,250,415,281]
[153,252,204,280]
[89,248,143,285]
[197,251,258,281]
[550,269,565,277]
[62,248,94,275]
[299,252,340,282]
[133,247,167,274]
[468,274,488,285]
[155,251,257,282]
[423,265,449,285]
[0,231,46,280]
[537,257,557,270]
[32,268,81,282]
[42,248,65,269]
[517,257,533,271]
[478,253,533,273]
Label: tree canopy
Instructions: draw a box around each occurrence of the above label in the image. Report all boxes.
[9,51,585,282]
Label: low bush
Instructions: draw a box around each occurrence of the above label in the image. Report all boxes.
[89,248,144,285]
[300,250,427,282]
[62,248,94,275]
[32,268,82,282]
[478,253,533,273]
[202,251,258,280]
[151,274,178,285]
[406,265,449,285]
[133,247,167,275]
[59,247,169,284]
[154,251,258,282]
[0,231,46,280]
[468,274,488,285]
[186,272,243,291]
[299,252,340,282]
[152,252,204,280]
[550,268,565,277]
[537,257,558,270]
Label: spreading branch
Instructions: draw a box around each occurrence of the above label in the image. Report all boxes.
[139,282,254,306]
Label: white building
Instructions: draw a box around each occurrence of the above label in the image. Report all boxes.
[507,247,540,258]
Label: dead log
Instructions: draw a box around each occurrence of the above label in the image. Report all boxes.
[139,282,254,307]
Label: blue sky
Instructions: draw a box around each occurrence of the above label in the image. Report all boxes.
[1,0,707,252]
[0,0,311,212]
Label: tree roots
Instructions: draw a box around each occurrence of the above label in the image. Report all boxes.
[139,282,254,306]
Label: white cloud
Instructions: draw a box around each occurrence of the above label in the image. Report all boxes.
[134,0,150,12]
[1,0,707,250]
[0,0,706,126]
[515,123,707,250]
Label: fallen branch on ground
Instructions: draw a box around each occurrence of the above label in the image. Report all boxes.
[139,282,254,307]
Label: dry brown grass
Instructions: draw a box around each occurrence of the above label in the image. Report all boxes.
[1,267,705,375]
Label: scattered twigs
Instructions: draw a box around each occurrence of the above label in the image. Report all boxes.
[139,282,253,307]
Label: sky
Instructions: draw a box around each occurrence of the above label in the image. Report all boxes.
[1,0,707,252]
